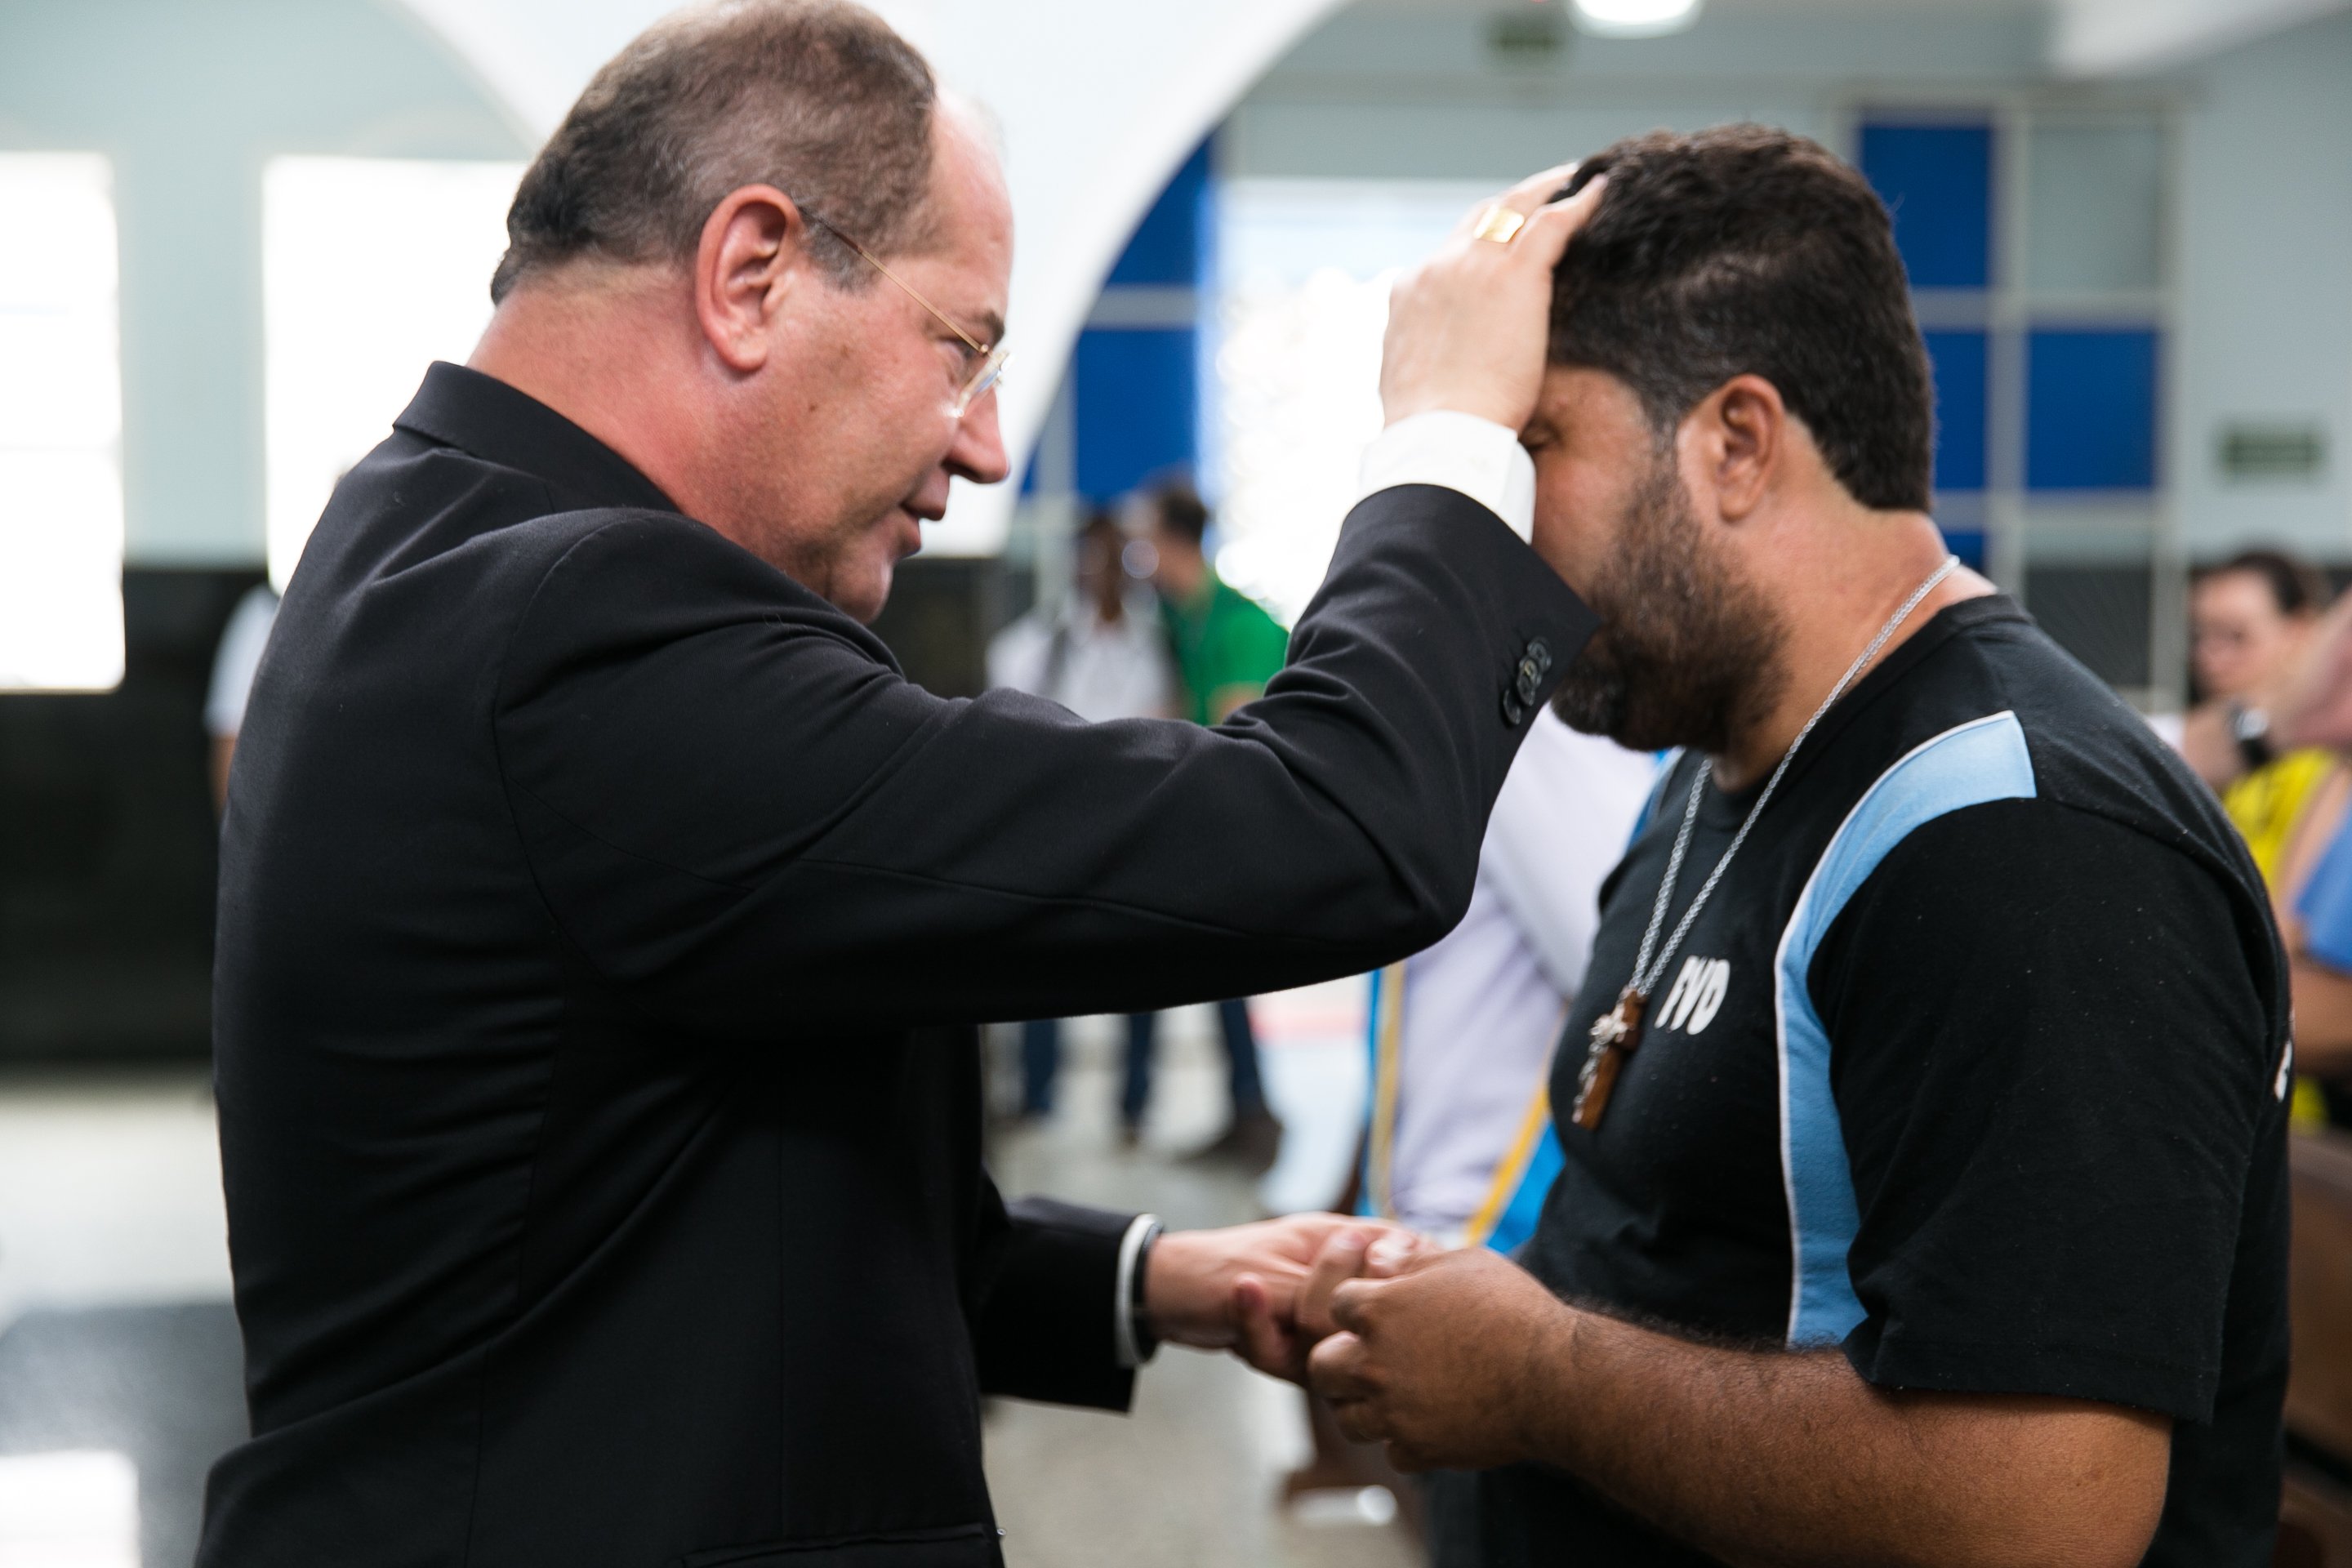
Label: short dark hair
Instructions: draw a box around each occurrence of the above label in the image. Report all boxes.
[1146,482,1209,546]
[491,0,936,304]
[1553,126,1933,512]
[2200,549,2332,617]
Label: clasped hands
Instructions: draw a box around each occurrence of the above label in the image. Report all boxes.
[1145,1215,1576,1472]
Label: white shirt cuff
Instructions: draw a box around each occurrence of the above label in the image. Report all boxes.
[1113,1214,1161,1370]
[1357,410,1536,543]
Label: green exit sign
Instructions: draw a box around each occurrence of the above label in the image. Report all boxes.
[2219,424,2326,482]
[1490,9,1567,62]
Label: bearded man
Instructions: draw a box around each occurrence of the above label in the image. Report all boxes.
[1265,126,2291,1568]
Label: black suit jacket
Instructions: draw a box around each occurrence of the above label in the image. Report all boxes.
[199,363,1593,1567]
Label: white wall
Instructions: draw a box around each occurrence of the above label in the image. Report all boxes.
[0,0,525,567]
[2168,10,2352,558]
[15,0,2342,565]
[1227,4,2044,181]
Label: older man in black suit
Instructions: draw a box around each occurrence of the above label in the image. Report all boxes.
[199,4,1603,1564]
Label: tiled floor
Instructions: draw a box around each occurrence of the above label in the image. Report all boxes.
[0,1067,239,1568]
[0,996,1416,1568]
[982,1005,1419,1568]
[0,1302,244,1568]
[0,1069,232,1327]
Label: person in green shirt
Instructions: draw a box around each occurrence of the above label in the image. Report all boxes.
[1137,481,1288,1174]
[1150,485,1295,725]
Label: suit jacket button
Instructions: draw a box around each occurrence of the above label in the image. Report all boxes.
[1502,689,1528,727]
[1516,639,1552,703]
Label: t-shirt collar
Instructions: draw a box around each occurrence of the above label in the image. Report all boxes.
[1692,592,2027,827]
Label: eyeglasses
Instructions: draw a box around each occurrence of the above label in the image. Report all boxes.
[802,209,1009,417]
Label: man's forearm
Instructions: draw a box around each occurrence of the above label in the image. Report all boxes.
[1519,1307,2167,1568]
[2292,957,2352,1067]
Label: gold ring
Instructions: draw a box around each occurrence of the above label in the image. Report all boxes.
[1472,204,1529,245]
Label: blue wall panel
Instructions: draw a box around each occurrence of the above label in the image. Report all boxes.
[2025,328,2159,491]
[1859,122,1993,290]
[1075,327,1199,499]
[1042,138,1215,502]
[1922,329,1988,492]
[1107,140,1213,287]
[1939,529,1988,569]
[1066,138,1211,501]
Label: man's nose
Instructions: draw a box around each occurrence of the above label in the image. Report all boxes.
[947,390,1011,486]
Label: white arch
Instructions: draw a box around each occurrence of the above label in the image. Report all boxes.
[394,0,1352,552]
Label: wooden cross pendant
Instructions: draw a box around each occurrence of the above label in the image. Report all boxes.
[1570,988,1647,1131]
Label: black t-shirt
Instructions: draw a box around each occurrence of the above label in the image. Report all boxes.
[1436,597,2290,1568]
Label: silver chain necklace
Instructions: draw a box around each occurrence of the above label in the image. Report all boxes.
[1568,555,1961,1131]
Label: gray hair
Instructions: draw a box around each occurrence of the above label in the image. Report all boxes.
[489,0,937,303]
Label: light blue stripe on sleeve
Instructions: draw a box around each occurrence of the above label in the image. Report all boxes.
[1773,710,2036,1347]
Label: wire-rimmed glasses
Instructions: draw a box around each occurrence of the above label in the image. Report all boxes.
[801,209,1009,417]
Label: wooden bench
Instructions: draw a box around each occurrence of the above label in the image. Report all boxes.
[2283,1127,2352,1565]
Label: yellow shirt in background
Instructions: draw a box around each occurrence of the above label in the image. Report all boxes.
[2224,747,2339,1128]
[2224,747,2337,886]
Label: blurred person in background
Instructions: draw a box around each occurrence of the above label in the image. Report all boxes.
[1134,480,1290,1173]
[2258,587,2352,1128]
[2180,549,2336,883]
[1286,705,1654,1525]
[2271,792,2352,1126]
[1357,707,1655,1253]
[2182,551,2347,1128]
[1144,482,1291,728]
[204,583,279,811]
[987,509,1174,1124]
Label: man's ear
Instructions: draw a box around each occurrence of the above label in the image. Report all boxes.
[1693,373,1786,524]
[693,184,808,373]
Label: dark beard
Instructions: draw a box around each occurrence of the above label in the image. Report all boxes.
[1549,457,1787,755]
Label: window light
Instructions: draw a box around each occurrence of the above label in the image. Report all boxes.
[1214,180,1496,625]
[1572,0,1704,39]
[263,158,523,590]
[0,154,125,693]
[0,1449,139,1568]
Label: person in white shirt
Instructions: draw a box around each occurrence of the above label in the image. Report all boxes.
[986,508,1173,725]
[1361,707,1656,1249]
[206,583,281,811]
[987,509,1177,1122]
[1287,705,1653,1520]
